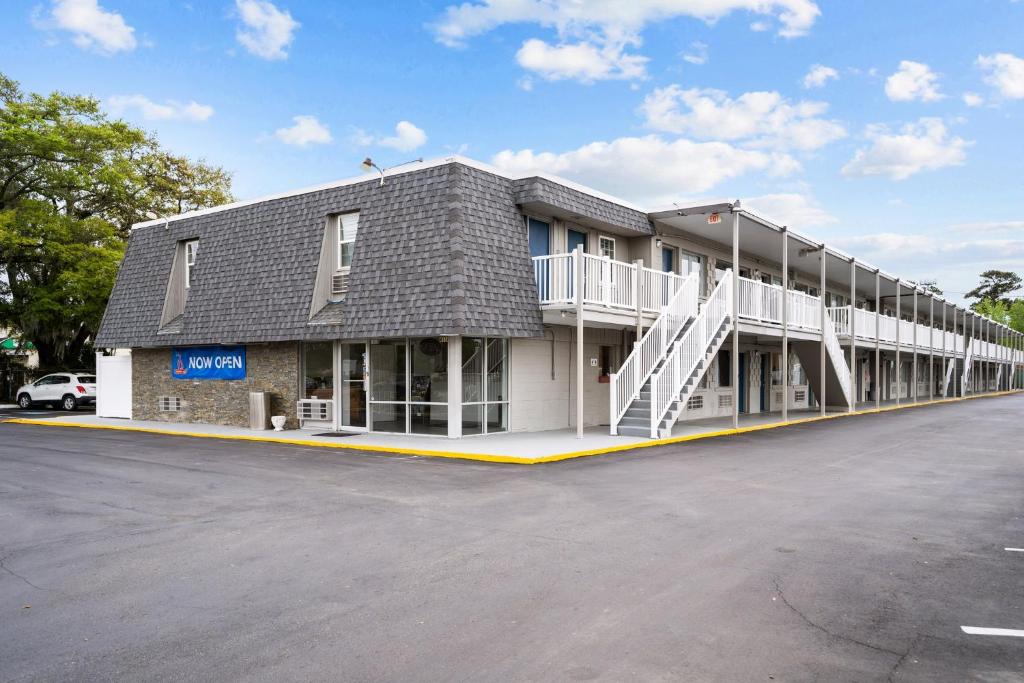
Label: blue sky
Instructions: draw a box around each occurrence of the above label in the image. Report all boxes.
[5,0,1024,302]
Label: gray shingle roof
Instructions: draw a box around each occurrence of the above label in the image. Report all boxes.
[96,161,565,347]
[513,177,653,234]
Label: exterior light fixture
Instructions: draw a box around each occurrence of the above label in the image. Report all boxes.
[359,157,425,188]
[144,210,169,230]
[655,238,663,249]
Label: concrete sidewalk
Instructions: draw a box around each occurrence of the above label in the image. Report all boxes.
[6,390,1019,463]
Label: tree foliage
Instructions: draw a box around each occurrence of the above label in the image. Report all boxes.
[0,72,232,367]
[965,270,1023,307]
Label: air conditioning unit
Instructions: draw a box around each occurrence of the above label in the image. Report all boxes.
[331,271,349,297]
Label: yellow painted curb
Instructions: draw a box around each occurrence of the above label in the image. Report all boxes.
[4,389,1021,465]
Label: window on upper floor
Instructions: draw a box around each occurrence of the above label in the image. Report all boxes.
[184,240,198,288]
[337,213,359,271]
[598,235,616,260]
[527,217,550,258]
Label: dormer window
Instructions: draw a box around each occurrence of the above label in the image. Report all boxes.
[337,213,358,270]
[184,240,198,288]
[331,213,358,298]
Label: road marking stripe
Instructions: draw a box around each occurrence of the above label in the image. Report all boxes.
[1005,548,1024,552]
[961,626,1024,637]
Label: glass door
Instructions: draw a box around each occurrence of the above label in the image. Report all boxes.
[338,342,367,431]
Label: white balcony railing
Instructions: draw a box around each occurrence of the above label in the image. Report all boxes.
[824,305,1024,366]
[533,252,687,317]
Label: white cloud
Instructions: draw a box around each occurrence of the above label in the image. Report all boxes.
[515,38,648,82]
[235,0,299,60]
[433,0,820,47]
[977,52,1024,99]
[841,118,969,180]
[274,115,332,147]
[682,41,708,65]
[745,193,837,228]
[749,20,770,31]
[833,232,1024,265]
[639,86,846,151]
[491,135,800,205]
[951,220,1024,234]
[352,121,428,152]
[48,0,136,54]
[379,121,428,152]
[885,60,944,102]
[802,64,838,88]
[432,1,819,83]
[107,95,213,122]
[962,92,984,107]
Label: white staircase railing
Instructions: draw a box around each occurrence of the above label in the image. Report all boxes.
[961,339,975,392]
[649,271,732,438]
[609,272,699,434]
[942,356,955,397]
[822,313,854,406]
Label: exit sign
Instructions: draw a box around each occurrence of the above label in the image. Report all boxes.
[707,213,721,225]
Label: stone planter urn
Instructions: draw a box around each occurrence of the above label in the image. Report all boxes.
[270,415,287,431]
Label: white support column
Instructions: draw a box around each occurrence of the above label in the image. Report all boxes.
[732,208,740,429]
[895,282,901,405]
[928,296,934,401]
[912,288,918,403]
[874,270,880,410]
[781,227,789,423]
[633,258,644,340]
[849,258,856,411]
[941,301,947,397]
[447,336,462,439]
[575,245,584,439]
[819,245,826,416]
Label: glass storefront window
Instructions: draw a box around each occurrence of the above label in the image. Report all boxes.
[462,337,484,403]
[371,403,406,434]
[368,338,448,434]
[302,342,333,400]
[486,338,507,402]
[411,404,448,435]
[462,404,483,436]
[370,340,406,403]
[463,337,509,434]
[411,338,447,403]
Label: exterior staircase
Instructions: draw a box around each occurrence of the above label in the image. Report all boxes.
[961,339,975,393]
[609,272,699,435]
[942,355,955,397]
[615,273,733,439]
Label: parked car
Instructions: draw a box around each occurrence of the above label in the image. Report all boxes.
[16,373,97,411]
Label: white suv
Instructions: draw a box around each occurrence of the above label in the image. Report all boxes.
[16,373,97,411]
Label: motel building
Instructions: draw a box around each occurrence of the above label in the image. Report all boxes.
[94,157,1024,443]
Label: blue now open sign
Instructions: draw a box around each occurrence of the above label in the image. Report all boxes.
[171,346,246,380]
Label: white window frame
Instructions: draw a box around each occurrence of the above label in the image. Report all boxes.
[184,240,198,289]
[598,235,616,261]
[336,212,359,272]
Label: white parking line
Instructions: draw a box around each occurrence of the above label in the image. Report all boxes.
[1005,548,1024,552]
[961,626,1024,637]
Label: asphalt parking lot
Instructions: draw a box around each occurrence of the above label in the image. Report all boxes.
[0,405,95,420]
[2,395,1023,682]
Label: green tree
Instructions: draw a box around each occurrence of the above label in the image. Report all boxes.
[966,270,1022,307]
[0,73,232,367]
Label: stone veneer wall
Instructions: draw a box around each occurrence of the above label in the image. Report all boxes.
[132,343,300,428]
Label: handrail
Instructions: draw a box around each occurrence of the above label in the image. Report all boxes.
[943,355,955,397]
[962,339,975,391]
[609,271,699,434]
[822,313,853,406]
[649,271,732,438]
[737,276,782,324]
